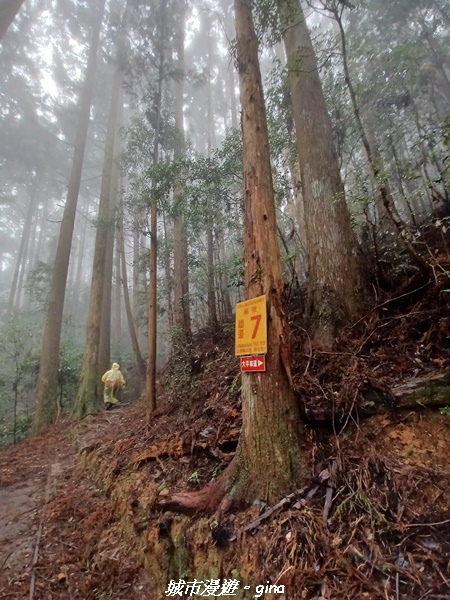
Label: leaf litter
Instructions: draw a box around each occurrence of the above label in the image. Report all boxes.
[0,237,450,598]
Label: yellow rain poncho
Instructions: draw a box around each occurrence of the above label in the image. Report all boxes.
[101,362,125,408]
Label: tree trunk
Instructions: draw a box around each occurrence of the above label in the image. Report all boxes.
[278,0,364,345]
[419,19,450,104]
[206,224,218,328]
[362,116,398,233]
[432,0,450,28]
[22,197,40,310]
[32,195,48,268]
[73,57,121,418]
[145,0,167,418]
[220,0,239,131]
[99,77,123,376]
[228,64,238,129]
[33,0,105,433]
[162,0,304,514]
[113,227,122,351]
[217,226,233,321]
[6,190,36,317]
[162,207,173,331]
[132,228,140,340]
[172,0,192,344]
[335,10,396,224]
[119,217,146,384]
[206,15,218,330]
[146,189,158,416]
[386,133,416,226]
[0,0,26,40]
[69,201,89,317]
[333,8,428,272]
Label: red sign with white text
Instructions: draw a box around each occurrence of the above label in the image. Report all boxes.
[240,356,266,372]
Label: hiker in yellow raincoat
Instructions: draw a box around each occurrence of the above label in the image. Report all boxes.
[102,363,125,410]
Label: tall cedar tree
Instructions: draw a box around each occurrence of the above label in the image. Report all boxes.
[145,0,167,417]
[162,0,304,514]
[172,0,192,343]
[278,0,364,346]
[33,0,106,432]
[205,13,219,330]
[73,56,122,417]
[328,1,429,270]
[99,24,128,376]
[6,188,36,317]
[118,215,146,383]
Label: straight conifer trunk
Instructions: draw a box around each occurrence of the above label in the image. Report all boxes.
[217,226,233,321]
[7,189,36,317]
[145,0,167,417]
[33,196,49,268]
[119,218,146,383]
[162,0,304,514]
[232,0,303,504]
[113,228,122,349]
[69,201,89,317]
[33,0,106,432]
[99,81,123,375]
[73,62,122,418]
[332,10,400,226]
[206,16,218,330]
[278,0,363,345]
[333,7,429,270]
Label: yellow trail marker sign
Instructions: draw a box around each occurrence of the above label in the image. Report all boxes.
[235,294,267,356]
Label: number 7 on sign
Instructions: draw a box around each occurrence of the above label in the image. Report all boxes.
[235,295,267,356]
[251,314,261,338]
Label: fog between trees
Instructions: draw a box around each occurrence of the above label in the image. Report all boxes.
[0,0,448,445]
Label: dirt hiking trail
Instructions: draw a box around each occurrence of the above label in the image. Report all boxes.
[0,409,150,599]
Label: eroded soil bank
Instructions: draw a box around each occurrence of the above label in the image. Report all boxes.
[1,274,450,599]
[1,379,450,599]
[79,397,450,600]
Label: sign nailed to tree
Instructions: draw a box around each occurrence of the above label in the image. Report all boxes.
[235,295,267,356]
[240,356,266,372]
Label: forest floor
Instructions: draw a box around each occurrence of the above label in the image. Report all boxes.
[0,410,153,599]
[1,231,450,599]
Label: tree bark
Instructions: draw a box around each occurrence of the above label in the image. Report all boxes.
[217,226,233,321]
[419,18,450,105]
[6,189,36,317]
[99,78,123,375]
[113,227,122,350]
[207,224,218,329]
[162,0,304,514]
[234,0,303,502]
[73,57,121,418]
[22,196,40,310]
[145,0,167,418]
[333,7,429,271]
[161,207,173,330]
[33,195,48,268]
[278,0,364,345]
[228,64,238,130]
[33,0,105,432]
[119,217,146,383]
[206,14,218,330]
[69,201,89,318]
[132,229,140,315]
[172,0,192,343]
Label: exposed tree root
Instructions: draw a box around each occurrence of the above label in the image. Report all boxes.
[159,459,241,516]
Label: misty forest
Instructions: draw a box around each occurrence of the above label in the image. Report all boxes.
[0,0,450,598]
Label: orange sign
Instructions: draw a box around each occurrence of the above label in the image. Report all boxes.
[235,295,267,356]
